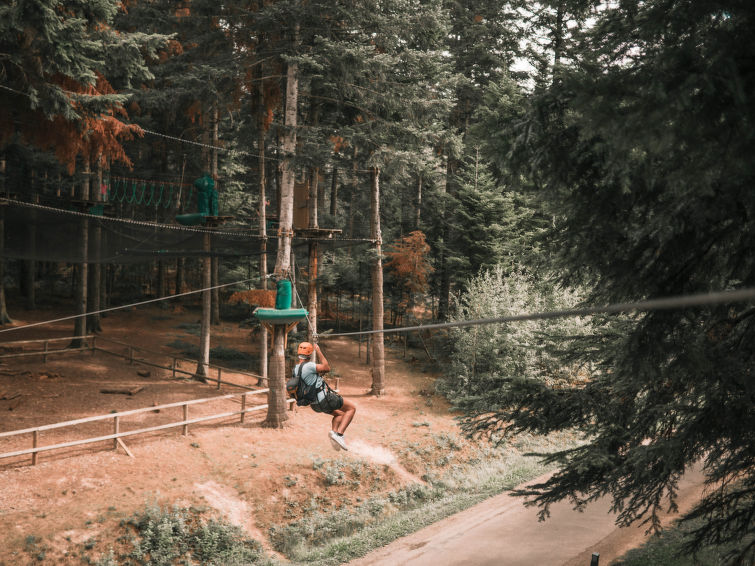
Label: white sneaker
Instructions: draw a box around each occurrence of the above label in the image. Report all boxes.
[328,431,341,451]
[329,430,348,451]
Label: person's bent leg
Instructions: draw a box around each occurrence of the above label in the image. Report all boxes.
[334,399,356,435]
[331,411,343,432]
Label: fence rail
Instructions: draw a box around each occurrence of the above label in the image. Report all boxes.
[0,335,293,466]
[0,334,264,390]
[0,388,293,465]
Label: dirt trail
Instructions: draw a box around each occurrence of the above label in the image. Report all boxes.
[348,466,706,566]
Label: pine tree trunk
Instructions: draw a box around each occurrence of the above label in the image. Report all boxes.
[308,242,318,342]
[176,257,185,295]
[158,260,167,305]
[264,26,299,428]
[330,167,338,217]
[25,219,36,311]
[369,167,385,396]
[0,211,11,325]
[195,232,211,381]
[348,147,357,244]
[211,256,220,325]
[317,167,326,217]
[415,174,422,230]
[0,156,11,325]
[438,155,457,321]
[87,160,102,333]
[258,85,269,387]
[72,160,90,347]
[308,168,319,342]
[211,106,221,325]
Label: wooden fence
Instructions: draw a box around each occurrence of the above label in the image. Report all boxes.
[0,389,293,465]
[0,334,263,390]
[0,334,294,466]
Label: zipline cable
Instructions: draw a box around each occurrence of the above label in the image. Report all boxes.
[316,287,755,339]
[0,278,255,335]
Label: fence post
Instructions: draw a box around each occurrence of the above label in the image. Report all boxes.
[43,341,48,364]
[217,367,222,390]
[113,416,119,450]
[590,553,600,566]
[182,404,188,435]
[240,393,247,423]
[172,358,177,379]
[91,336,97,356]
[32,430,38,465]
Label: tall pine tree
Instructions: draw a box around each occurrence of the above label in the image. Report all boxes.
[456,2,755,562]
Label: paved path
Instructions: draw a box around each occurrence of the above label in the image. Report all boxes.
[348,467,705,566]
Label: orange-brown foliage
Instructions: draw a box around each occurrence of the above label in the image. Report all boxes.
[385,230,433,294]
[329,135,348,153]
[228,289,276,308]
[25,73,141,173]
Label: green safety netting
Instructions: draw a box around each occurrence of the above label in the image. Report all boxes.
[1,199,366,264]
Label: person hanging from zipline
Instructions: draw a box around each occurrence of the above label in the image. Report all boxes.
[288,341,356,451]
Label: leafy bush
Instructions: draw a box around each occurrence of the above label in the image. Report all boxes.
[439,265,590,415]
[126,505,263,565]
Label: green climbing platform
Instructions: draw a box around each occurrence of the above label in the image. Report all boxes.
[254,308,309,325]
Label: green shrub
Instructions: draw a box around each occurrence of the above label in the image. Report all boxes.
[125,505,263,565]
[439,265,589,404]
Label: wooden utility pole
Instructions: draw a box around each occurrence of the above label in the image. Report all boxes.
[264,24,299,428]
[369,166,385,395]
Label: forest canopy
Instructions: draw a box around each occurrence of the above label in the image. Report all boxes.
[1,1,754,563]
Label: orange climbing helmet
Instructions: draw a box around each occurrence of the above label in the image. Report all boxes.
[297,342,314,357]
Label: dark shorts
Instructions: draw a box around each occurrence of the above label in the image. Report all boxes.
[311,389,343,414]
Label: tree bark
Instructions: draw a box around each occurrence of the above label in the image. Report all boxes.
[195,231,211,381]
[87,159,102,332]
[211,256,220,324]
[71,159,90,347]
[0,212,11,325]
[211,105,221,325]
[264,25,299,428]
[369,167,385,395]
[330,167,338,217]
[0,156,9,324]
[25,171,37,310]
[258,83,269,386]
[415,174,422,230]
[308,167,319,342]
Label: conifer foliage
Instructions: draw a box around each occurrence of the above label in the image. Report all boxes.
[0,0,165,168]
[458,2,755,562]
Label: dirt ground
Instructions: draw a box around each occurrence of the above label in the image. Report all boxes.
[0,304,460,564]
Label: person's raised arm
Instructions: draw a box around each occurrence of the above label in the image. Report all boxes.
[314,343,330,373]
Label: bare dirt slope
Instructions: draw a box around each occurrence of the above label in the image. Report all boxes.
[0,304,452,564]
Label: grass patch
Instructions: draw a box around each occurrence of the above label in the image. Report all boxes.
[92,504,270,565]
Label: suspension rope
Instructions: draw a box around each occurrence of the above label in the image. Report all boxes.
[2,198,260,237]
[1,199,376,242]
[292,276,317,339]
[317,288,755,339]
[0,278,255,335]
